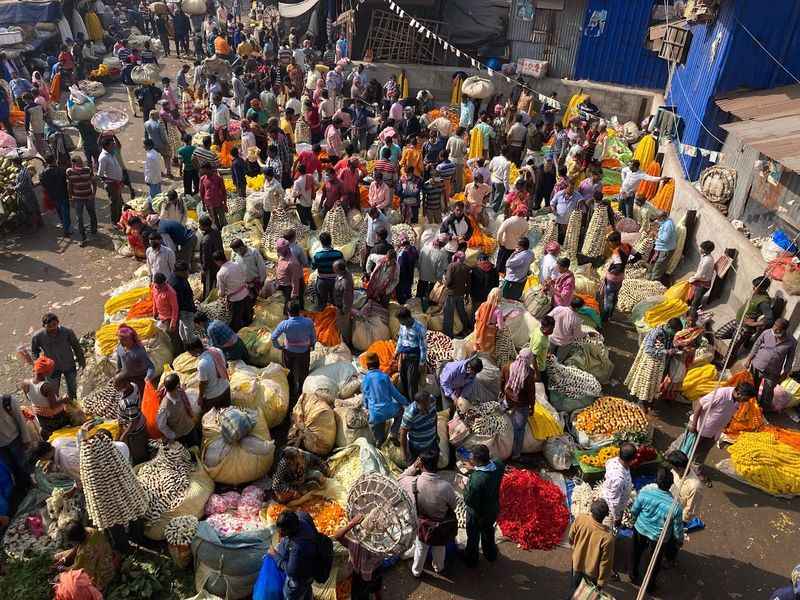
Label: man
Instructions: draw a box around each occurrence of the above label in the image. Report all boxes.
[159,216,197,270]
[422,130,446,174]
[398,450,458,578]
[325,117,345,163]
[157,372,199,447]
[199,165,228,230]
[421,171,446,226]
[464,172,491,216]
[629,468,684,593]
[665,450,703,525]
[529,315,555,390]
[362,352,408,447]
[417,234,449,310]
[569,498,615,593]
[648,211,676,281]
[443,252,472,339]
[192,136,220,171]
[745,318,796,409]
[320,167,343,219]
[292,163,317,229]
[463,444,504,568]
[170,261,197,345]
[194,312,249,362]
[550,180,581,244]
[0,393,35,489]
[23,92,46,157]
[230,238,267,294]
[332,260,354,347]
[440,202,473,252]
[398,391,438,465]
[600,441,636,526]
[312,232,344,311]
[151,272,180,348]
[688,382,756,484]
[501,237,534,301]
[186,339,231,414]
[197,215,224,300]
[719,276,774,367]
[548,297,586,356]
[214,251,252,331]
[30,313,85,401]
[496,207,529,274]
[273,510,325,600]
[333,513,384,600]
[601,232,628,323]
[285,228,309,268]
[688,240,716,312]
[211,94,230,146]
[96,137,124,225]
[395,307,428,402]
[440,357,483,407]
[368,171,392,212]
[146,232,176,280]
[620,159,664,218]
[364,207,391,269]
[66,155,97,247]
[143,138,164,199]
[272,300,316,404]
[172,7,191,57]
[488,148,511,213]
[446,127,468,193]
[40,159,70,237]
[506,114,528,165]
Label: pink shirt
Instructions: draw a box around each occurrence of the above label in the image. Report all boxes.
[691,387,738,440]
[151,283,179,330]
[548,305,583,347]
[553,271,575,307]
[368,181,392,210]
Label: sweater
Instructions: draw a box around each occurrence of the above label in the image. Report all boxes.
[568,514,615,588]
[463,459,504,523]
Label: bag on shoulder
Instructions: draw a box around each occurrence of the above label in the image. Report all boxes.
[312,532,334,584]
[412,479,458,546]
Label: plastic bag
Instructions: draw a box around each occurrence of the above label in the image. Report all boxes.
[219,407,256,444]
[543,435,574,471]
[141,381,163,439]
[252,556,286,600]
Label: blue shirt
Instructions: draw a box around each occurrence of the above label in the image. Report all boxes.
[159,218,195,246]
[400,402,437,449]
[550,190,581,225]
[396,320,428,364]
[362,369,408,424]
[207,319,237,348]
[654,218,677,252]
[272,316,316,353]
[630,487,684,544]
[439,359,476,399]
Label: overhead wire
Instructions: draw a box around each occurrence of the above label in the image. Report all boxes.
[734,15,800,86]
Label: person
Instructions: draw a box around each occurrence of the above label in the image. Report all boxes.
[398,391,439,465]
[333,514,385,600]
[312,232,345,311]
[30,313,85,401]
[398,450,458,578]
[0,393,35,488]
[745,318,796,409]
[421,170,446,226]
[600,442,636,526]
[470,253,499,310]
[443,251,472,338]
[193,136,220,171]
[168,261,196,345]
[365,249,399,305]
[186,339,230,414]
[199,165,228,230]
[488,148,511,213]
[417,233,449,310]
[143,138,164,200]
[373,148,396,189]
[446,127,468,193]
[271,237,305,313]
[717,276,774,367]
[502,349,537,460]
[145,232,176,280]
[688,382,756,484]
[396,236,419,305]
[568,499,615,594]
[320,167,343,219]
[539,240,561,286]
[506,114,528,165]
[619,159,664,218]
[291,164,316,230]
[144,110,172,176]
[197,215,224,300]
[462,444,504,567]
[440,201,473,254]
[65,155,97,246]
[550,180,581,244]
[40,159,71,237]
[22,357,68,441]
[156,372,200,447]
[688,240,715,312]
[272,510,325,600]
[214,252,253,331]
[332,259,354,347]
[400,134,424,177]
[53,523,117,592]
[262,166,284,226]
[626,318,684,410]
[94,137,125,225]
[547,297,586,357]
[464,172,491,223]
[529,315,555,390]
[629,468,684,593]
[228,146,247,199]
[496,207,529,274]
[272,446,329,504]
[551,257,575,307]
[769,565,800,600]
[159,217,196,269]
[272,301,316,405]
[150,272,180,348]
[397,164,422,224]
[601,232,628,323]
[115,376,149,464]
[648,211,676,281]
[362,352,408,447]
[230,238,267,295]
[364,208,391,270]
[664,450,703,524]
[439,356,483,407]
[501,237,534,301]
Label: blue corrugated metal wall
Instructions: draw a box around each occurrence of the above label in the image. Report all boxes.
[573,0,668,89]
[668,0,800,179]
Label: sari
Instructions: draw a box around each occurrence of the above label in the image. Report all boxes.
[659,327,704,401]
[71,528,117,591]
[475,288,503,353]
[366,255,399,302]
[552,271,575,307]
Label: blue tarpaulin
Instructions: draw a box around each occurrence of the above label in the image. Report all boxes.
[0,0,62,25]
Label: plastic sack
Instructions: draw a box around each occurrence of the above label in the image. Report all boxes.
[563,340,613,385]
[461,76,494,99]
[228,362,290,429]
[543,435,575,471]
[201,408,275,485]
[237,326,282,367]
[219,407,255,444]
[252,556,286,600]
[333,403,373,448]
[309,343,353,371]
[303,363,359,398]
[183,0,207,15]
[352,303,391,352]
[66,97,96,122]
[288,391,337,456]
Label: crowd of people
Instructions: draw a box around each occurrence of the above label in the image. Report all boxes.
[1,1,800,600]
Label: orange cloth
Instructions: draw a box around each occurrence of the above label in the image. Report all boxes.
[10,104,25,126]
[474,290,500,353]
[34,356,55,376]
[636,162,662,200]
[54,569,103,600]
[602,184,620,197]
[127,294,154,319]
[214,36,231,55]
[601,158,622,169]
[141,381,164,439]
[218,140,234,168]
[466,215,497,255]
[399,146,423,178]
[358,186,370,209]
[50,72,62,104]
[303,305,340,346]
[358,340,397,374]
[651,179,675,213]
[724,398,765,436]
[576,293,600,314]
[303,267,311,285]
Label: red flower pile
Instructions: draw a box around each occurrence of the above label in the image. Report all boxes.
[497,468,570,551]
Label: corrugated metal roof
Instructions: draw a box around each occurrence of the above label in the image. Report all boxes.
[716,84,800,120]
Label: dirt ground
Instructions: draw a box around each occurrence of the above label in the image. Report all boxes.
[1,58,798,600]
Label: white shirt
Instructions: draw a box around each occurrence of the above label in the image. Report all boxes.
[540,253,559,282]
[241,131,256,158]
[143,149,163,184]
[286,97,302,116]
[262,177,285,211]
[211,102,230,129]
[293,48,307,70]
[691,253,715,284]
[292,175,315,207]
[97,149,123,182]
[600,457,632,522]
[232,247,267,283]
[52,437,130,481]
[497,215,529,251]
[620,167,660,196]
[217,261,250,302]
[198,350,229,398]
[146,244,176,279]
[319,98,335,119]
[489,155,511,186]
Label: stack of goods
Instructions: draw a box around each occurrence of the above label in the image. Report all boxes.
[136,442,193,522]
[165,515,199,547]
[573,396,649,439]
[201,407,275,485]
[641,297,688,328]
[266,496,347,536]
[198,290,232,323]
[94,318,158,355]
[425,330,454,371]
[322,205,356,245]
[617,279,666,313]
[205,487,266,535]
[44,485,82,546]
[288,392,337,456]
[263,206,310,257]
[81,381,120,419]
[0,156,20,217]
[699,166,737,215]
[545,357,602,412]
[727,431,800,496]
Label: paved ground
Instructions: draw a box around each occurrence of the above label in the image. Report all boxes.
[1,59,799,600]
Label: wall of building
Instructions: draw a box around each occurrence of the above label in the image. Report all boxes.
[718,132,760,220]
[573,0,668,90]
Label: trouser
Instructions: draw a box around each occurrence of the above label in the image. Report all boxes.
[648,250,673,281]
[621,193,634,218]
[508,145,523,166]
[209,205,227,230]
[416,280,434,310]
[443,295,471,338]
[601,279,622,323]
[401,202,419,225]
[315,277,336,311]
[412,538,446,577]
[296,205,315,229]
[570,572,597,596]
[425,207,442,225]
[351,570,383,600]
[228,296,253,331]
[236,183,246,199]
[557,222,567,244]
[496,246,513,274]
[751,368,778,409]
[398,352,421,403]
[126,85,139,116]
[491,182,505,213]
[407,440,438,465]
[279,284,305,313]
[501,279,525,301]
[335,307,352,347]
[630,530,664,589]
[1,118,13,136]
[370,404,403,447]
[222,338,250,363]
[690,283,708,312]
[283,576,313,600]
[183,169,199,195]
[73,197,98,239]
[177,235,197,269]
[156,319,182,354]
[107,181,123,225]
[148,182,162,199]
[176,35,190,55]
[178,310,197,344]
[283,349,311,406]
[56,199,71,234]
[510,406,528,458]
[453,163,465,193]
[177,423,202,449]
[0,436,32,488]
[47,368,78,400]
[464,510,498,566]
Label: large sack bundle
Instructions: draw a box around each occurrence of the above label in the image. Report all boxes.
[333,396,372,448]
[201,407,275,485]
[352,302,390,352]
[461,76,494,99]
[303,362,360,398]
[78,80,105,98]
[144,330,174,380]
[309,343,353,371]
[228,362,291,429]
[546,357,602,413]
[451,404,513,461]
[131,63,160,85]
[183,0,207,15]
[67,97,96,122]
[252,297,286,330]
[498,300,538,349]
[469,356,501,405]
[326,438,391,493]
[288,391,337,456]
[563,337,614,385]
[78,353,116,400]
[237,326,283,367]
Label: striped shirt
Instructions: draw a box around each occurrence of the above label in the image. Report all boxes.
[372,159,396,187]
[192,146,219,170]
[140,49,157,64]
[401,402,438,449]
[118,383,142,425]
[435,160,456,182]
[312,247,344,279]
[66,166,94,201]
[422,179,445,211]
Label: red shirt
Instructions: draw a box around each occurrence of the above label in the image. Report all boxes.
[322,178,344,210]
[336,166,359,195]
[151,283,179,330]
[304,107,321,132]
[200,173,228,210]
[58,51,74,70]
[296,150,322,177]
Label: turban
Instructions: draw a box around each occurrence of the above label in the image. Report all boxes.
[33,356,55,377]
[545,241,561,254]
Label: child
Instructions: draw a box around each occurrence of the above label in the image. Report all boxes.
[688,240,715,313]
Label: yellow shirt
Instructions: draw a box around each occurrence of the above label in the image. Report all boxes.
[399,146,423,177]
[280,117,295,144]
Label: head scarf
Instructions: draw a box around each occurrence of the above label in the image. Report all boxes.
[53,569,102,600]
[477,253,494,272]
[276,237,291,258]
[117,324,141,346]
[545,241,561,254]
[34,356,55,377]
[505,348,534,401]
[513,204,528,218]
[452,251,466,263]
[146,214,160,227]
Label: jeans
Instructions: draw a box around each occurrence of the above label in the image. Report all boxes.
[73,197,98,239]
[315,277,336,311]
[621,194,634,218]
[464,510,498,566]
[443,294,470,338]
[398,352,421,402]
[296,204,315,230]
[48,368,78,400]
[496,246,513,274]
[491,182,506,213]
[412,538,446,577]
[283,349,311,405]
[107,181,123,225]
[370,404,403,447]
[0,436,31,488]
[56,199,71,234]
[648,250,673,281]
[601,279,621,323]
[510,407,528,458]
[183,169,199,195]
[148,182,162,199]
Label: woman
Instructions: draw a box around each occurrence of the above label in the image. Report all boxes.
[625,318,683,412]
[274,237,304,312]
[14,157,43,230]
[502,348,537,460]
[114,325,156,399]
[396,236,418,305]
[551,258,575,307]
[365,248,399,305]
[396,164,421,225]
[474,287,503,354]
[159,102,183,167]
[31,71,50,107]
[22,356,69,439]
[504,180,529,218]
[659,315,708,403]
[54,523,117,592]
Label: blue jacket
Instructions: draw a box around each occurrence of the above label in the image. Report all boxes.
[275,511,318,582]
[362,369,407,424]
[631,487,684,544]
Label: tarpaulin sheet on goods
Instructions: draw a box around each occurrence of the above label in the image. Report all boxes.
[0,0,62,24]
[443,0,508,49]
[278,0,320,18]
